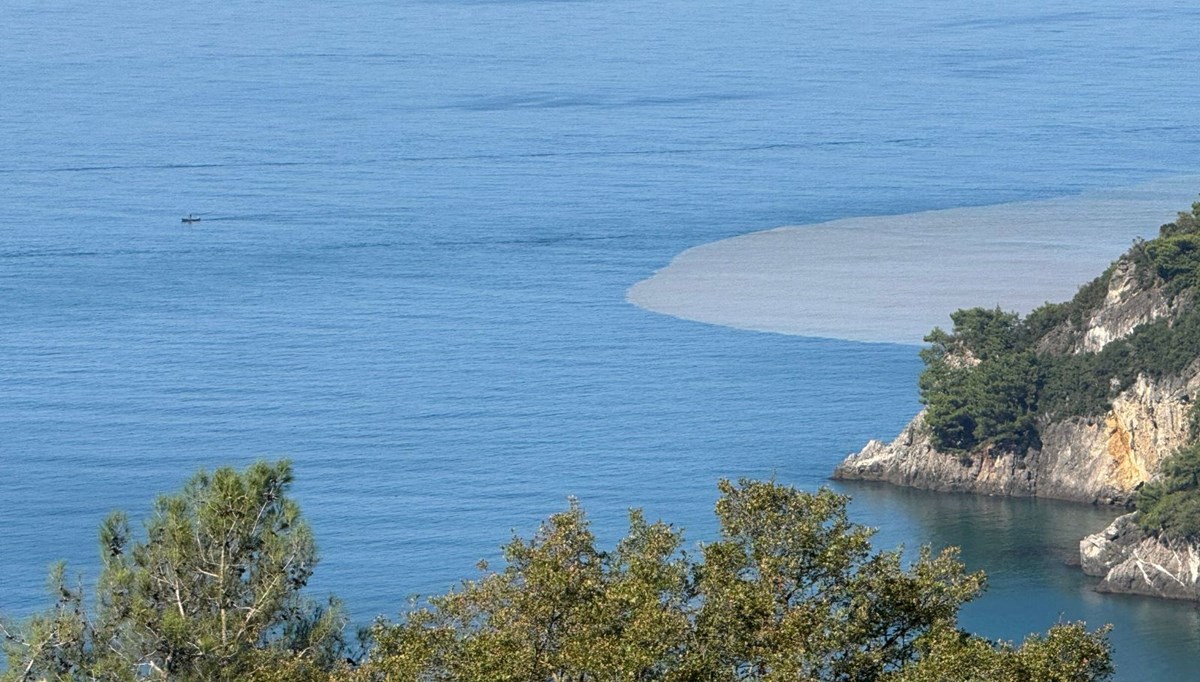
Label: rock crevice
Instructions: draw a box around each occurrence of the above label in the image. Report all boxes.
[1081,513,1200,600]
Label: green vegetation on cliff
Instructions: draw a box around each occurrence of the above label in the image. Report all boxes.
[1136,442,1200,540]
[915,198,1200,542]
[919,199,1200,455]
[918,307,1041,453]
[1,462,1114,682]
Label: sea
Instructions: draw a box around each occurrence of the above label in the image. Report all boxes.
[4,0,1200,678]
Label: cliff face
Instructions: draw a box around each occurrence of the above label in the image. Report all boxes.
[836,209,1200,601]
[1041,258,1174,356]
[837,374,1195,504]
[834,412,1037,497]
[1081,513,1200,600]
[834,255,1199,505]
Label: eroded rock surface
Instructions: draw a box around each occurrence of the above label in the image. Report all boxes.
[1081,513,1200,600]
[1075,259,1172,354]
[835,374,1195,504]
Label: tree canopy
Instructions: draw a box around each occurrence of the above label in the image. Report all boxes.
[918,307,1042,454]
[353,480,1111,682]
[1,460,348,682]
[3,465,1113,682]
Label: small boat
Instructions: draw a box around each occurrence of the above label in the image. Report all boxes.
[181,214,201,224]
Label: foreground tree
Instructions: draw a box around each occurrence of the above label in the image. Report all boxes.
[1,460,348,681]
[360,502,691,680]
[4,470,1112,681]
[893,624,1114,682]
[678,482,983,680]
[358,480,1113,682]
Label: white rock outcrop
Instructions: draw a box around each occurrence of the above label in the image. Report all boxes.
[1081,513,1200,600]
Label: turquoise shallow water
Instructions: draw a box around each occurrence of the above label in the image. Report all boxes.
[4,1,1200,678]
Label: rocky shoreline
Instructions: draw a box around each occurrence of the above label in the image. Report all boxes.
[833,369,1194,506]
[833,248,1200,601]
[1081,513,1200,601]
[835,256,1198,506]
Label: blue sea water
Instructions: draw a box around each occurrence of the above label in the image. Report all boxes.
[4,0,1200,678]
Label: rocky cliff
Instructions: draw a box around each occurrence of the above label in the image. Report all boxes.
[1080,512,1200,600]
[834,205,1200,600]
[1040,257,1175,356]
[833,243,1200,505]
[835,371,1197,504]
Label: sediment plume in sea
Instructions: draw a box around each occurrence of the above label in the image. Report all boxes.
[628,176,1200,345]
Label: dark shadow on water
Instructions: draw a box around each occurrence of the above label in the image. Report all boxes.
[834,480,1120,565]
[833,480,1200,681]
